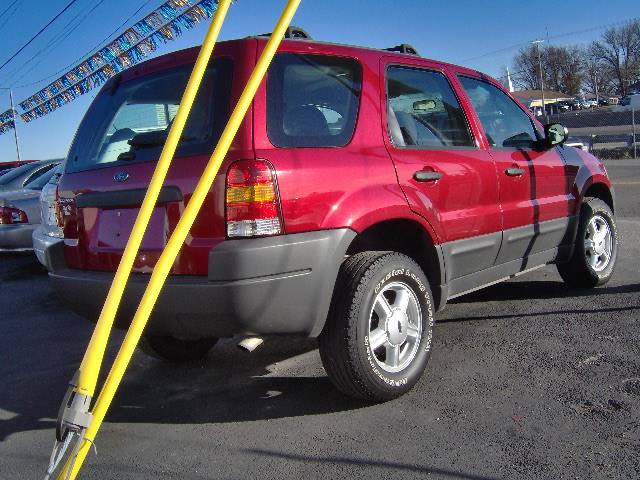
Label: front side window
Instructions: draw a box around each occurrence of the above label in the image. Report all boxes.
[386,67,474,148]
[67,58,233,173]
[458,76,538,149]
[267,54,362,148]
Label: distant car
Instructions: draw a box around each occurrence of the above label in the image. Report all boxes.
[555,101,572,112]
[597,98,610,106]
[564,99,581,110]
[0,164,60,251]
[0,160,60,193]
[565,137,589,151]
[33,164,65,268]
[584,100,598,108]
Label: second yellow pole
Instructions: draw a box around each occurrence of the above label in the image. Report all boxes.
[58,1,301,478]
[75,0,233,398]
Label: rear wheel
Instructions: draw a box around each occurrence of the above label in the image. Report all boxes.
[139,335,218,362]
[557,197,618,288]
[319,251,435,402]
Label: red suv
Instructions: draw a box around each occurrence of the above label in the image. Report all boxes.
[48,33,618,401]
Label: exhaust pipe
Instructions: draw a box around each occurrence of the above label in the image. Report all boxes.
[237,336,264,352]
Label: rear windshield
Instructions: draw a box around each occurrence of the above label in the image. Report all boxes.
[267,54,362,148]
[66,58,233,173]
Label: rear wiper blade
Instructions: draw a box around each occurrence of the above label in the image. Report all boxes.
[128,134,195,149]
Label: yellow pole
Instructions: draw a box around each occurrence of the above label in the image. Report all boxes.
[58,1,301,478]
[75,0,233,398]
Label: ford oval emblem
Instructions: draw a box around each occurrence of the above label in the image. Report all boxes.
[114,171,129,183]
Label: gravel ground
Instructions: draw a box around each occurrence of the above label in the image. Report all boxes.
[1,162,638,479]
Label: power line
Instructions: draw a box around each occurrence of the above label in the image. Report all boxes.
[0,0,21,21]
[13,0,157,89]
[3,0,107,86]
[460,17,638,63]
[0,0,79,75]
[0,0,23,31]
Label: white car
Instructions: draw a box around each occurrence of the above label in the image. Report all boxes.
[32,164,64,269]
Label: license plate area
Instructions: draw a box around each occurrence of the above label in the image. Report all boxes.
[95,207,168,250]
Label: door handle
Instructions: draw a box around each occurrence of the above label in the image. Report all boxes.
[414,170,443,182]
[505,167,525,177]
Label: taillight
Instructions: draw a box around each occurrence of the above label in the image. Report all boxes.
[226,159,282,238]
[40,183,64,237]
[0,206,28,224]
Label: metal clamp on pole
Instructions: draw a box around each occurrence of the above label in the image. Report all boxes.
[46,372,92,479]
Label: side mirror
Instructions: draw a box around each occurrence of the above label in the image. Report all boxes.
[544,123,568,147]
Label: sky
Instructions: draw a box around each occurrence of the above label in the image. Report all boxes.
[0,0,638,162]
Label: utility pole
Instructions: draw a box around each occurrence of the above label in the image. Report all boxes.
[1,87,21,161]
[532,40,546,121]
[594,72,599,104]
[9,89,21,161]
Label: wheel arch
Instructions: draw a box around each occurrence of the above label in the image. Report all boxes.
[345,218,447,310]
[583,181,615,213]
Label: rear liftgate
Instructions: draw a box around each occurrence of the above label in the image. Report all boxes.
[45,1,302,478]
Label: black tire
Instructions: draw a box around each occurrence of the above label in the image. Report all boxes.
[139,335,218,362]
[557,197,618,288]
[319,251,435,402]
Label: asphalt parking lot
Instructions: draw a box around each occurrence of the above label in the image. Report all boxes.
[1,161,639,480]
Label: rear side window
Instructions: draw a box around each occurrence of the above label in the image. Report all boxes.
[67,58,233,173]
[267,54,362,148]
[458,76,538,149]
[25,164,59,190]
[386,67,474,148]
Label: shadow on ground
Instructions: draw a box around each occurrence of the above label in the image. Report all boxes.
[450,280,640,304]
[246,449,499,480]
[0,255,369,441]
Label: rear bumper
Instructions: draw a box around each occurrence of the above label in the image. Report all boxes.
[0,224,36,250]
[32,226,63,269]
[48,229,355,338]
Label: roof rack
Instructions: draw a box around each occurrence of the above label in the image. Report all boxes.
[259,26,311,39]
[384,44,420,56]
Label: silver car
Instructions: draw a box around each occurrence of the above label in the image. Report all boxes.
[0,164,60,251]
[33,164,65,267]
[0,159,60,193]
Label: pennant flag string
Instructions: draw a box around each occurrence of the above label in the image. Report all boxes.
[0,0,220,134]
[0,120,15,135]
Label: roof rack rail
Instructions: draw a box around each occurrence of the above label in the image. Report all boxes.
[259,26,311,39]
[384,44,420,56]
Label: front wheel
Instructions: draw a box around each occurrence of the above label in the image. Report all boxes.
[557,197,618,288]
[319,252,435,402]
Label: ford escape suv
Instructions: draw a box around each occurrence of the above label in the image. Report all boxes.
[47,33,618,402]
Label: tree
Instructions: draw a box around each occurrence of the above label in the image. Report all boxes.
[582,58,616,97]
[589,20,640,96]
[511,44,584,95]
[545,45,584,95]
[512,45,542,90]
